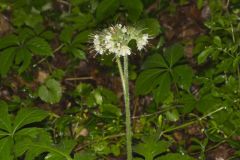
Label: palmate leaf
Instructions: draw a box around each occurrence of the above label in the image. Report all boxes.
[15,131,75,160]
[134,135,170,160]
[13,108,48,134]
[164,43,184,67]
[135,69,164,95]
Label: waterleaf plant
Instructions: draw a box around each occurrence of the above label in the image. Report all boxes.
[92,24,150,160]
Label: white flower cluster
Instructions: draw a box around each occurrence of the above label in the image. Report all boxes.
[93,24,149,56]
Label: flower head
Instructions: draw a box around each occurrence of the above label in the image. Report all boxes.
[92,24,150,56]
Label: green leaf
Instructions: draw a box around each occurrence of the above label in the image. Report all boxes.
[0,47,16,77]
[15,48,32,74]
[38,79,62,104]
[213,36,222,47]
[100,104,122,117]
[60,27,74,44]
[197,47,214,64]
[0,101,11,132]
[173,65,193,91]
[71,48,86,60]
[13,108,48,133]
[45,139,77,160]
[27,37,53,56]
[74,152,96,160]
[72,30,92,44]
[121,0,143,22]
[0,35,18,50]
[96,0,119,21]
[0,137,13,160]
[135,69,164,95]
[137,18,161,37]
[157,153,195,160]
[134,136,170,160]
[165,109,179,122]
[142,54,168,69]
[165,43,184,67]
[153,72,171,104]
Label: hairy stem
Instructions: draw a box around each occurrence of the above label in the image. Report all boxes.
[116,56,132,160]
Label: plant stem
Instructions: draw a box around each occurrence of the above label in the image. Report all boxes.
[116,56,132,160]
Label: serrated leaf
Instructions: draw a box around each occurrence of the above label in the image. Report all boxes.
[121,0,143,22]
[0,47,16,77]
[135,69,164,95]
[96,0,119,21]
[0,35,18,50]
[134,136,170,160]
[165,43,184,67]
[157,153,195,160]
[71,48,86,60]
[137,18,161,37]
[38,79,62,104]
[13,108,48,133]
[27,37,53,56]
[0,101,12,132]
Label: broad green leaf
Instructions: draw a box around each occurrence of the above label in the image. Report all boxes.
[14,130,52,158]
[0,137,13,160]
[134,136,170,160]
[15,128,46,139]
[0,101,12,132]
[157,153,195,160]
[180,94,196,113]
[165,43,184,67]
[142,54,168,69]
[173,65,193,91]
[197,95,220,113]
[135,69,164,95]
[197,47,214,64]
[27,37,53,56]
[13,108,48,133]
[121,0,143,22]
[0,35,18,50]
[137,18,161,37]
[96,0,119,21]
[60,27,74,44]
[38,79,62,104]
[0,47,16,77]
[0,130,9,139]
[153,72,171,104]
